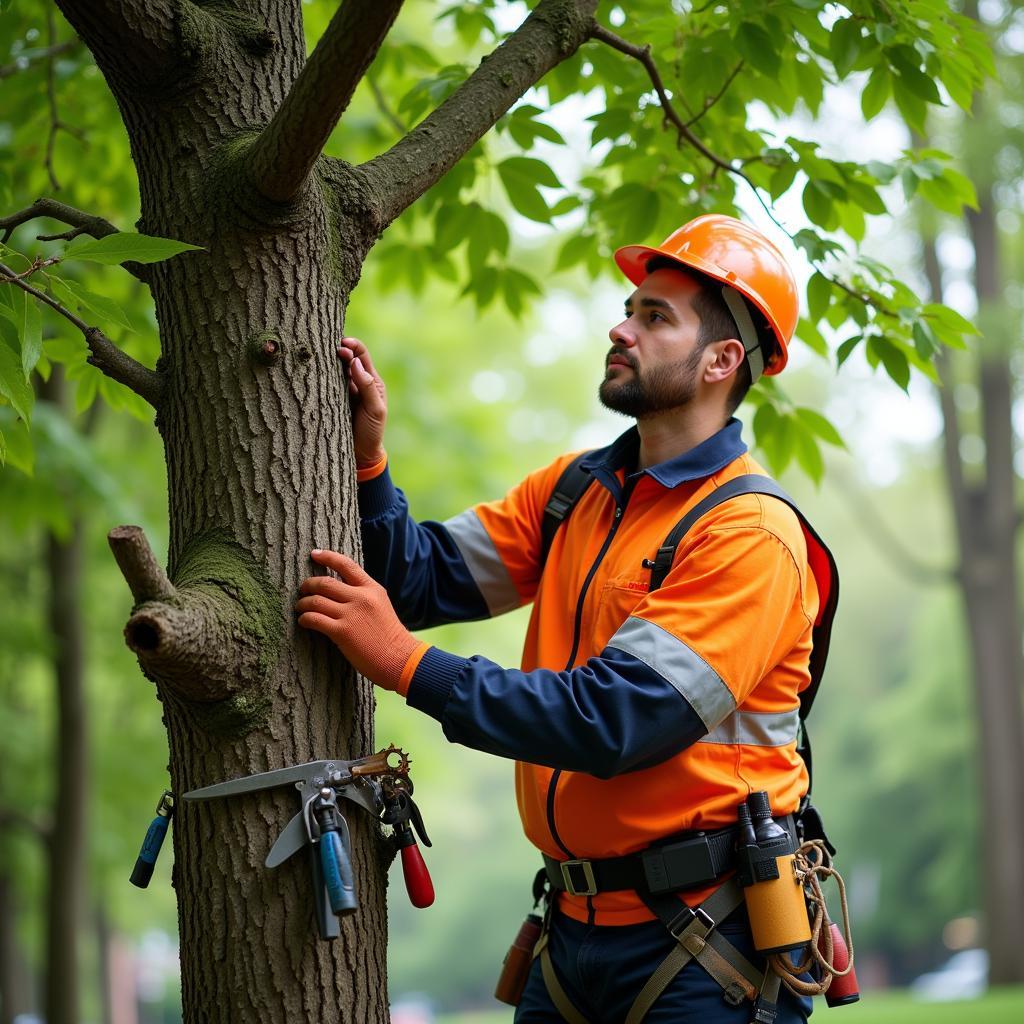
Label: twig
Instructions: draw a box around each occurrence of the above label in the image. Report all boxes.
[683,60,744,129]
[0,261,162,407]
[368,74,406,135]
[588,23,905,326]
[0,199,149,283]
[0,40,77,80]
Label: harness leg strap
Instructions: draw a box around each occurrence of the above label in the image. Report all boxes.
[533,906,592,1024]
[626,881,768,1024]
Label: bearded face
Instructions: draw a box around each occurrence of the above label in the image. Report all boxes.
[598,343,705,419]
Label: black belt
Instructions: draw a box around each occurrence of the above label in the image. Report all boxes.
[543,816,796,898]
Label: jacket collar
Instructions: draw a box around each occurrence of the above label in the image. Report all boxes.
[580,418,747,490]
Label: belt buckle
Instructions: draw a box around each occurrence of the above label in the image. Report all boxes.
[560,859,598,897]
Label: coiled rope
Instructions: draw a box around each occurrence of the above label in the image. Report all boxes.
[769,840,855,997]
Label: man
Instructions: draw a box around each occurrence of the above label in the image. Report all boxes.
[296,215,832,1022]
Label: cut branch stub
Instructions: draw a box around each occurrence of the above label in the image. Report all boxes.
[110,526,284,720]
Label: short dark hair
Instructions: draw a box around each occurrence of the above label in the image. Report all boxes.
[644,256,774,413]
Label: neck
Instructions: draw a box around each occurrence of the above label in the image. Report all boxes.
[635,404,730,470]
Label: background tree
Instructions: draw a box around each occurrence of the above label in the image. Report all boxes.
[0,1,992,1021]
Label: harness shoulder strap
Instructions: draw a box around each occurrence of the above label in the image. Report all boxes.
[647,474,839,723]
[539,451,595,568]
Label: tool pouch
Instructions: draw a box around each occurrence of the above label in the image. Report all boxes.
[494,913,543,1006]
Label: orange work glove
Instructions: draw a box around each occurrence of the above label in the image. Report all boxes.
[296,550,422,692]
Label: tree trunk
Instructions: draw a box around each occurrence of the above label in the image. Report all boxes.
[58,3,386,1019]
[40,369,89,1024]
[924,189,1024,983]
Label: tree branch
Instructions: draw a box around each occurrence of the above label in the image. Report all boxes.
[249,0,406,204]
[109,527,284,711]
[53,0,182,89]
[0,40,78,80]
[359,0,599,229]
[108,526,176,605]
[0,808,52,841]
[0,262,162,408]
[0,199,149,283]
[684,60,744,129]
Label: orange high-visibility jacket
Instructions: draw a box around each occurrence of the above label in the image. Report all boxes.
[359,420,821,925]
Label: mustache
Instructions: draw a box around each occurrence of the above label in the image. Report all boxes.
[605,349,639,371]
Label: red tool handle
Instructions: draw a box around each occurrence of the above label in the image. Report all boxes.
[400,842,435,908]
[819,920,859,1006]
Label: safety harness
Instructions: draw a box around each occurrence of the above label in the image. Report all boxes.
[529,453,840,1023]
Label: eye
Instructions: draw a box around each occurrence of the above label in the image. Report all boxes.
[648,310,665,323]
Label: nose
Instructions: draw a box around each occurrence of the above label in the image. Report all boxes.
[608,318,636,347]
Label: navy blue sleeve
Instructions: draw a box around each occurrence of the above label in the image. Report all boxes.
[405,645,708,778]
[359,466,490,630]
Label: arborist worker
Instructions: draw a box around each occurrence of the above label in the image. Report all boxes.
[296,214,838,1022]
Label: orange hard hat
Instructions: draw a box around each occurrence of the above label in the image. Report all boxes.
[614,214,799,377]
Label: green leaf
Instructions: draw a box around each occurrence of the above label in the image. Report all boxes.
[0,340,33,422]
[467,209,510,268]
[20,298,41,378]
[807,272,832,323]
[601,185,660,243]
[795,407,846,448]
[802,181,836,229]
[555,233,593,271]
[497,157,561,190]
[497,159,559,223]
[912,320,938,358]
[49,277,134,331]
[830,18,864,79]
[870,336,911,391]
[836,335,861,368]
[796,318,829,359]
[793,426,825,485]
[66,232,203,266]
[892,78,928,135]
[923,303,978,336]
[0,415,33,474]
[736,22,781,77]
[861,67,890,120]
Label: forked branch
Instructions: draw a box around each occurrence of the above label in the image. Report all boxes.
[250,0,406,204]
[0,199,149,283]
[359,0,599,229]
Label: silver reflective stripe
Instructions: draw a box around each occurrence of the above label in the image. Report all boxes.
[442,509,520,616]
[699,707,800,747]
[607,616,735,731]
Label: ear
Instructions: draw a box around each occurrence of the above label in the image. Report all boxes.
[702,338,746,384]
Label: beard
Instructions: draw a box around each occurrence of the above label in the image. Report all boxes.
[598,346,704,419]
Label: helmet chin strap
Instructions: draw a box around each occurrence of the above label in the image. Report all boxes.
[721,287,764,385]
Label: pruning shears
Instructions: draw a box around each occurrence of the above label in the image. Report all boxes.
[183,745,432,940]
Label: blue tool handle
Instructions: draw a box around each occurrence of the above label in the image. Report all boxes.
[320,830,357,916]
[130,814,170,889]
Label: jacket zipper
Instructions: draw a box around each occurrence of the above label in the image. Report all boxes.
[546,482,636,863]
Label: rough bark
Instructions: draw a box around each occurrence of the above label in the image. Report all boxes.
[923,197,1024,983]
[49,0,598,1018]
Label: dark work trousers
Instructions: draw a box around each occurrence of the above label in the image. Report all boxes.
[515,905,813,1023]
